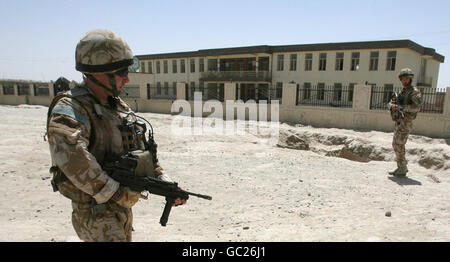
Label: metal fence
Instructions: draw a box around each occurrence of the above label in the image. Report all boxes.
[296,84,354,108]
[146,84,177,100]
[17,85,30,96]
[236,84,282,104]
[186,83,224,102]
[370,86,446,114]
[33,85,50,96]
[2,85,14,95]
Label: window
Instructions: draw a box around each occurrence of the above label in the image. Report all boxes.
[18,85,30,96]
[157,82,161,95]
[277,55,284,71]
[180,59,185,73]
[173,82,177,96]
[317,83,325,100]
[290,54,297,71]
[305,53,312,71]
[2,85,14,95]
[140,62,146,73]
[333,83,342,101]
[148,61,153,74]
[348,83,355,102]
[319,53,327,71]
[303,82,311,100]
[369,51,379,71]
[190,82,196,99]
[247,58,255,71]
[238,59,244,71]
[275,82,283,99]
[163,60,168,74]
[208,59,218,71]
[351,52,360,71]
[34,85,49,96]
[164,82,169,95]
[419,58,427,80]
[199,58,204,72]
[335,52,344,71]
[386,51,396,71]
[156,61,161,74]
[147,84,151,99]
[383,84,394,103]
[172,60,177,73]
[259,57,269,71]
[190,59,195,73]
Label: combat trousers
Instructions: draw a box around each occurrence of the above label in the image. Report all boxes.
[392,119,413,168]
[71,200,133,242]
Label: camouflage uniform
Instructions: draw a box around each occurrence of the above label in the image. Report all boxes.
[47,30,164,242]
[47,86,164,242]
[389,85,422,170]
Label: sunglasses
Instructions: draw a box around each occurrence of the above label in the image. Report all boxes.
[115,68,129,77]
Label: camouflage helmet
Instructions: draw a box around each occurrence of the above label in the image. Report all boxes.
[75,29,133,74]
[398,68,414,79]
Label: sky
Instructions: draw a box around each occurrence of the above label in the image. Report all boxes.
[1,0,449,88]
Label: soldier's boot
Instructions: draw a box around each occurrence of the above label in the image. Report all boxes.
[389,167,408,177]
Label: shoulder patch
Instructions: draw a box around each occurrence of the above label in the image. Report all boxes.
[68,86,91,97]
[51,104,89,125]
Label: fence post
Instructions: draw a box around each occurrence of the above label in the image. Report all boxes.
[30,83,35,97]
[176,82,186,100]
[353,84,371,111]
[282,82,297,106]
[444,87,450,117]
[224,82,236,101]
[49,83,55,99]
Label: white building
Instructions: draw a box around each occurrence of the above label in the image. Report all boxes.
[131,39,444,103]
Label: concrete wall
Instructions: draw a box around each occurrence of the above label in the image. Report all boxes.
[280,84,450,138]
[0,82,54,106]
[1,80,449,138]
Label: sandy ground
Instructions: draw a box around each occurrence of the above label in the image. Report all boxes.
[0,104,448,242]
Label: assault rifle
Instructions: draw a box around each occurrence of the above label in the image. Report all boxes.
[103,153,212,226]
[391,92,405,119]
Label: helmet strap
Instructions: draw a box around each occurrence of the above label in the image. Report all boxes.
[107,74,120,97]
[84,73,120,97]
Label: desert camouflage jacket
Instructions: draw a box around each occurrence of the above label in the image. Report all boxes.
[47,85,163,204]
[389,85,423,121]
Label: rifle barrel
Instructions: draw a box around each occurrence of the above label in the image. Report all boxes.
[185,190,212,200]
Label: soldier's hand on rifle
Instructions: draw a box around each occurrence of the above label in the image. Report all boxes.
[174,187,187,207]
[391,104,399,111]
[173,198,187,206]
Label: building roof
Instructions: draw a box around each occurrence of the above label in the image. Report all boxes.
[136,39,444,63]
[0,79,50,85]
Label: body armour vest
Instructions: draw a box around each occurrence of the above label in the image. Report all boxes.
[398,86,420,121]
[47,85,159,203]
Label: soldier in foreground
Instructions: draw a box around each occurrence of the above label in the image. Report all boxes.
[46,29,186,241]
[388,68,422,177]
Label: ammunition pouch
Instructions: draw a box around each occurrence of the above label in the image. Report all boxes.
[90,199,107,218]
[50,166,67,192]
[129,150,157,177]
[390,109,401,122]
[49,166,91,203]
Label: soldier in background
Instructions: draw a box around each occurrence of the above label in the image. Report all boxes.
[46,29,185,242]
[388,68,422,177]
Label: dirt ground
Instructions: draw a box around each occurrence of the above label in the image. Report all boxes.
[0,104,448,242]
